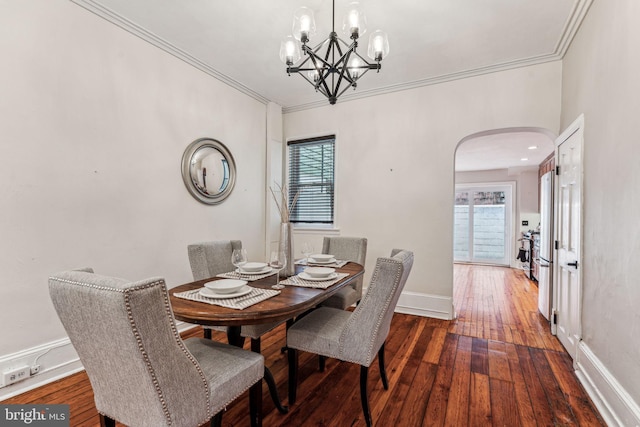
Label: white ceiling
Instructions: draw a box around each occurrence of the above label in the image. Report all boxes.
[70,0,589,170]
[455,130,555,172]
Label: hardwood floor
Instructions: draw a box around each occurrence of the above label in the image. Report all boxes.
[2,265,604,426]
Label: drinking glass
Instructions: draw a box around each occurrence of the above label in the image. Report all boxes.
[269,250,287,289]
[301,242,313,265]
[231,248,248,273]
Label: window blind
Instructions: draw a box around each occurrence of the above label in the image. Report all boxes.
[288,135,335,224]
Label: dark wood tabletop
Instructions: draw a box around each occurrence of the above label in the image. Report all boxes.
[169,262,364,327]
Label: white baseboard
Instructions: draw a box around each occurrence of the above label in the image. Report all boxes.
[575,341,640,427]
[0,321,198,401]
[394,290,455,320]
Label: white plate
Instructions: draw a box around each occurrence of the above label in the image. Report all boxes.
[308,258,336,265]
[237,266,273,275]
[305,267,336,277]
[299,272,339,281]
[204,278,247,294]
[199,286,252,299]
[309,254,334,262]
[241,262,268,272]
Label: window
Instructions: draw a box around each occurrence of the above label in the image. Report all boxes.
[287,135,335,224]
[454,183,513,266]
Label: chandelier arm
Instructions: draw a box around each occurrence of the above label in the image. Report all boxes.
[310,54,333,96]
[335,77,358,99]
[301,72,329,98]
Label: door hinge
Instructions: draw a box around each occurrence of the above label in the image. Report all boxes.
[554,240,559,250]
[555,165,560,175]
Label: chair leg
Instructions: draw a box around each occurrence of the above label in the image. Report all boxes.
[360,366,373,427]
[319,355,326,372]
[288,348,298,405]
[378,343,389,390]
[99,414,115,427]
[249,378,263,427]
[281,318,295,353]
[210,411,223,427]
[203,328,212,340]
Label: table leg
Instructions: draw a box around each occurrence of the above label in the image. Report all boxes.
[226,326,245,347]
[251,337,289,414]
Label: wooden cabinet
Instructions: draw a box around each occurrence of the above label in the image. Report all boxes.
[539,152,555,178]
[538,153,555,211]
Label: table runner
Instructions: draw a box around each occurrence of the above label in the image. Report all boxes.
[173,286,280,310]
[278,272,349,290]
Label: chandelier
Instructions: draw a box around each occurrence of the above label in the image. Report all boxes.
[279,0,390,105]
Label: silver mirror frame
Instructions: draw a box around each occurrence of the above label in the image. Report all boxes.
[181,138,237,205]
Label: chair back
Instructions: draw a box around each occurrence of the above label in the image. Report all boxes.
[339,249,414,366]
[188,240,242,280]
[322,237,367,265]
[49,269,211,427]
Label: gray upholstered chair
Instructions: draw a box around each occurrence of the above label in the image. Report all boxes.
[49,268,264,427]
[187,240,283,343]
[319,236,367,310]
[286,249,414,427]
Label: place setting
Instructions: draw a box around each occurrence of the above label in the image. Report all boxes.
[279,265,349,290]
[173,278,281,310]
[217,248,277,281]
[295,251,349,268]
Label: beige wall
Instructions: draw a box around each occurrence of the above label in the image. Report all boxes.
[561,0,640,412]
[284,61,562,310]
[0,0,267,359]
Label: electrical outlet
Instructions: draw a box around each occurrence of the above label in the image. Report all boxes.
[2,365,31,387]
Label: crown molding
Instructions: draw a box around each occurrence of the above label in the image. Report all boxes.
[70,0,270,105]
[71,0,593,114]
[283,0,594,113]
[283,53,562,114]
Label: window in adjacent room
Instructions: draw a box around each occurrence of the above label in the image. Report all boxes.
[287,135,335,225]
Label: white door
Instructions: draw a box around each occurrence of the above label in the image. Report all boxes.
[553,115,583,360]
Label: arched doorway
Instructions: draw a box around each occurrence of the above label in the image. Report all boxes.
[453,127,555,268]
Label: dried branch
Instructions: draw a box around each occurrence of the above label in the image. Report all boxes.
[270,182,300,223]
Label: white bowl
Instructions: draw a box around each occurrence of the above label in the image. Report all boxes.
[240,262,268,272]
[305,267,335,278]
[309,254,334,262]
[204,279,248,294]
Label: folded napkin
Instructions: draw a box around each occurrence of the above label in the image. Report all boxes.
[216,269,277,281]
[295,259,349,268]
[173,286,280,310]
[278,272,349,289]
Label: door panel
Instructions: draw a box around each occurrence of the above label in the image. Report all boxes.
[554,116,583,360]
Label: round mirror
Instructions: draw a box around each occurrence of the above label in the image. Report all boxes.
[181,138,236,205]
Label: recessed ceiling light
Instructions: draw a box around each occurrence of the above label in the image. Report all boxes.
[521,158,529,161]
[528,145,538,150]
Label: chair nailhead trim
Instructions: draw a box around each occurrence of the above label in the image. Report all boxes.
[123,280,174,425]
[52,275,213,425]
[339,254,411,365]
[159,284,212,423]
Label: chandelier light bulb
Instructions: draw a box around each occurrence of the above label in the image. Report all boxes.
[292,7,316,43]
[367,30,389,62]
[279,36,301,65]
[342,2,367,39]
[350,57,365,81]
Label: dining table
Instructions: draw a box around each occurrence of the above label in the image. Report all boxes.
[169,261,364,427]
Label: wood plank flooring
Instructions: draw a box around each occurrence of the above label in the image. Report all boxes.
[2,265,604,426]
